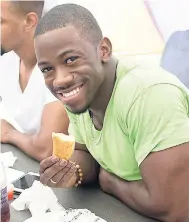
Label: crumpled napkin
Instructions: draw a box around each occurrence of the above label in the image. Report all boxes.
[11,180,63,216]
[11,180,107,222]
[0,152,17,167]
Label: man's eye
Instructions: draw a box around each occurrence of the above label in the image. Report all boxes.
[41,67,52,73]
[65,56,78,64]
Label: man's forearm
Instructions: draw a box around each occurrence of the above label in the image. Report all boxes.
[100,173,154,217]
[7,129,52,161]
[118,181,189,222]
[101,171,177,221]
[109,178,157,217]
[70,150,99,185]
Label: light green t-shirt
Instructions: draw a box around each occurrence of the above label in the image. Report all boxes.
[67,62,189,181]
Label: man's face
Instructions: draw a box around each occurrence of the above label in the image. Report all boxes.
[1,1,26,53]
[35,26,109,114]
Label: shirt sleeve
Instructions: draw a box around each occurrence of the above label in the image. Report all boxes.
[127,84,189,166]
[67,111,85,144]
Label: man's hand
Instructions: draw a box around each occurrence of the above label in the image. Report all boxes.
[0,119,16,143]
[40,156,78,188]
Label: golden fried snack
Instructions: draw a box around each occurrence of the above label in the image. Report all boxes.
[52,132,75,160]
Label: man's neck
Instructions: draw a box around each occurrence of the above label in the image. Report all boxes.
[89,58,118,128]
[14,38,37,70]
[14,38,37,92]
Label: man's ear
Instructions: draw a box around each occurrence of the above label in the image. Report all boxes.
[24,12,38,32]
[100,37,112,63]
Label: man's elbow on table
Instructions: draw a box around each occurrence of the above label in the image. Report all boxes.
[148,199,188,222]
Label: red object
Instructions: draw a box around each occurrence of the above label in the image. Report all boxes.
[7,184,14,201]
[7,190,14,201]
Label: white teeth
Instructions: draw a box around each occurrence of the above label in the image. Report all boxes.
[62,86,81,98]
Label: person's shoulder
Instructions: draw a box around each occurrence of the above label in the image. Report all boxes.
[0,51,18,63]
[114,62,189,111]
[0,51,19,85]
[117,61,188,92]
[0,51,19,73]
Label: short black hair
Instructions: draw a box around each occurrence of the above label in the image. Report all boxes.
[10,0,44,18]
[35,3,103,45]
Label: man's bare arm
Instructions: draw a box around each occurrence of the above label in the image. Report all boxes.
[6,101,69,161]
[99,142,189,222]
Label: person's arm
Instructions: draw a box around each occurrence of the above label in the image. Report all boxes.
[100,84,189,222]
[70,143,99,184]
[5,101,69,161]
[100,143,189,222]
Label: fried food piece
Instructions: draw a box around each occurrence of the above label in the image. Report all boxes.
[52,132,75,160]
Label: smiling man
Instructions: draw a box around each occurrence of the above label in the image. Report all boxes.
[34,4,189,222]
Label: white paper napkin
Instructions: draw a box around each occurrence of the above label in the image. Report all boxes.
[0,151,17,167]
[11,180,107,222]
[11,180,63,215]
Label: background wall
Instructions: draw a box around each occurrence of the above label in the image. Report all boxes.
[57,0,164,55]
[46,0,188,66]
[145,0,189,43]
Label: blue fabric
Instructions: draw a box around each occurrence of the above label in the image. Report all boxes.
[161,30,189,88]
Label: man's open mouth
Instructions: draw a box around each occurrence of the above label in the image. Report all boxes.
[58,84,83,98]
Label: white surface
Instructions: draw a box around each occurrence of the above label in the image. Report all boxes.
[43,0,59,15]
[6,168,25,184]
[0,51,57,134]
[0,151,17,167]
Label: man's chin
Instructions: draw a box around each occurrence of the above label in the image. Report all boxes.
[66,105,89,115]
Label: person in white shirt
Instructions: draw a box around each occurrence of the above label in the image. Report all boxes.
[0,0,69,161]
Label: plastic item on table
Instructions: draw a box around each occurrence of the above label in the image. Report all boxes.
[0,160,10,222]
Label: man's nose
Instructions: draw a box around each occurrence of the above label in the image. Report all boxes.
[54,68,74,88]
